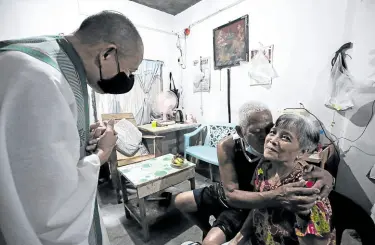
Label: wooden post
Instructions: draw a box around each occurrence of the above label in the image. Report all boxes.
[227,68,231,123]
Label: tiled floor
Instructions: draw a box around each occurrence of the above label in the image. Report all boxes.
[98,170,213,245]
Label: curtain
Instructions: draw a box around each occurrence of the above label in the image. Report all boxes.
[93,59,163,125]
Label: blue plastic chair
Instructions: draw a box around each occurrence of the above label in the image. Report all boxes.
[184,123,236,180]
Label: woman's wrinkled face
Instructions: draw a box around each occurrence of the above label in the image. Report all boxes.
[263,126,301,163]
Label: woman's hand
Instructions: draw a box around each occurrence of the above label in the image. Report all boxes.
[274,181,320,216]
[302,165,334,198]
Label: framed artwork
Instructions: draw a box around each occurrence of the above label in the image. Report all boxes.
[213,15,249,70]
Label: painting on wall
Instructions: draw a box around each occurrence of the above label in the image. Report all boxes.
[213,15,249,70]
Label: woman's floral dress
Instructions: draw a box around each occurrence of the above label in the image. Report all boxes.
[245,160,336,245]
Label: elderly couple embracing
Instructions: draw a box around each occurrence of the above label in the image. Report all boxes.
[177,101,337,245]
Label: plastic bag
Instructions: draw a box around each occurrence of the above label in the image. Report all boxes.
[248,49,277,86]
[193,69,205,93]
[325,52,355,111]
[114,119,144,156]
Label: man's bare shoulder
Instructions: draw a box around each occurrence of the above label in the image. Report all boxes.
[218,135,236,151]
[217,135,236,165]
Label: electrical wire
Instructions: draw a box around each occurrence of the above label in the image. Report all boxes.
[184,34,188,68]
[284,104,341,158]
[334,99,375,143]
[343,145,375,157]
[284,101,375,157]
[188,0,247,29]
[176,35,186,69]
[179,63,184,109]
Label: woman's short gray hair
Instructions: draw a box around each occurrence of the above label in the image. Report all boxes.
[274,113,320,153]
[238,101,272,129]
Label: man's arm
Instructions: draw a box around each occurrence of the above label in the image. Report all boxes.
[0,59,103,244]
[303,165,335,198]
[217,137,319,211]
[218,137,279,209]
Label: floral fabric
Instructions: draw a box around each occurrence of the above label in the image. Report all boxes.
[246,160,335,245]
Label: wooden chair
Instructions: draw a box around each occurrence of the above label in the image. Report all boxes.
[316,145,374,244]
[329,191,375,245]
[102,113,164,203]
[305,144,338,172]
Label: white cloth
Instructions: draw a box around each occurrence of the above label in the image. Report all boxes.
[114,119,143,156]
[0,51,109,245]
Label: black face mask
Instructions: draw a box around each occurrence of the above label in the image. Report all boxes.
[97,48,135,94]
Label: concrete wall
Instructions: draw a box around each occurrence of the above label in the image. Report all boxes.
[0,0,178,91]
[174,0,375,212]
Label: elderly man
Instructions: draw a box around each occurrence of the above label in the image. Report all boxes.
[175,101,334,245]
[0,11,143,245]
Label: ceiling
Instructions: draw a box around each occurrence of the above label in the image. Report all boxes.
[130,0,202,16]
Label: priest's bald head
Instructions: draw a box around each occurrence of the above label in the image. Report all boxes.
[67,11,144,94]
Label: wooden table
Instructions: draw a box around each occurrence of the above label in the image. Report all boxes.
[138,123,200,135]
[117,154,196,242]
[138,123,200,156]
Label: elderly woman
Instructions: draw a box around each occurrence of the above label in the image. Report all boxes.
[229,114,335,245]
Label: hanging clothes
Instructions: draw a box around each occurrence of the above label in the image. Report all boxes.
[325,42,356,111]
[94,59,163,125]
